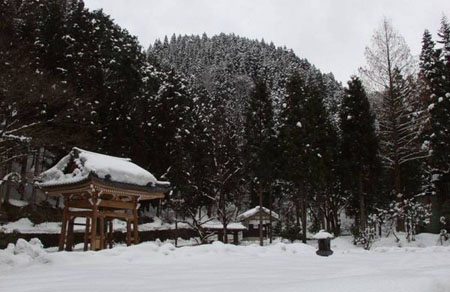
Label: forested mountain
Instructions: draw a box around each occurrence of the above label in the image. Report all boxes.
[148,34,344,127]
[147,34,349,237]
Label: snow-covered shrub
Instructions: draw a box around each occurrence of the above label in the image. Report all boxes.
[440,216,449,245]
[353,214,378,250]
[378,197,431,242]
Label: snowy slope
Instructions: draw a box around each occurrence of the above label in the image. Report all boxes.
[1,237,450,292]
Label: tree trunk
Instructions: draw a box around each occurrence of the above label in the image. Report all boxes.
[2,165,11,207]
[4,181,11,207]
[175,215,178,247]
[300,183,307,244]
[259,185,264,246]
[294,198,301,227]
[359,174,366,230]
[394,163,405,232]
[223,222,228,243]
[269,191,273,244]
[20,154,28,200]
[31,147,44,209]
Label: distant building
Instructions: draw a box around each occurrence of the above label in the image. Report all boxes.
[203,221,247,244]
[237,206,279,240]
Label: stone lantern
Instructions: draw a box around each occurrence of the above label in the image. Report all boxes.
[313,230,333,256]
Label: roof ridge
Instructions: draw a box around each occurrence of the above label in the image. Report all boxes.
[72,147,132,161]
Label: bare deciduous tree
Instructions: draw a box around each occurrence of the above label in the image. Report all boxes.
[360,18,427,200]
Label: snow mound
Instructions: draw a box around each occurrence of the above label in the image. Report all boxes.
[0,238,50,270]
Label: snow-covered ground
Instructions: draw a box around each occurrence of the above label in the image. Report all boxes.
[1,234,450,292]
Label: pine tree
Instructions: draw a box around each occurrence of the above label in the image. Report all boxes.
[300,78,339,233]
[340,76,379,230]
[244,78,276,246]
[423,17,450,190]
[279,72,308,242]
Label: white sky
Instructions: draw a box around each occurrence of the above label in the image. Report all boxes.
[84,0,450,83]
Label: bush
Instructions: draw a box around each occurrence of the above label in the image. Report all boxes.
[280,224,302,242]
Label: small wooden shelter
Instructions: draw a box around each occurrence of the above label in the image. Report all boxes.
[36,147,170,251]
[237,206,279,240]
[203,221,247,244]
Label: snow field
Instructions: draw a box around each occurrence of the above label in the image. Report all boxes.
[1,236,450,292]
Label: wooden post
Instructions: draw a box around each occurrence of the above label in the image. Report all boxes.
[66,217,75,251]
[108,220,113,249]
[90,193,98,251]
[99,215,105,250]
[84,217,90,251]
[133,201,139,244]
[126,220,132,246]
[58,196,69,251]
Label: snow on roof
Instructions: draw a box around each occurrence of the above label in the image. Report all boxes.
[203,221,247,230]
[313,230,334,240]
[37,147,169,188]
[237,206,280,221]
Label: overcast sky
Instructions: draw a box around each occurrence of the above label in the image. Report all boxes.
[84,0,450,83]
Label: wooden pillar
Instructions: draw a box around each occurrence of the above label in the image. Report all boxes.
[66,217,75,251]
[84,217,90,251]
[133,200,139,244]
[99,215,105,250]
[108,220,113,249]
[90,193,98,251]
[58,196,69,251]
[126,220,132,246]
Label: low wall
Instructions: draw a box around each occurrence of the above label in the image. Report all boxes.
[0,228,197,249]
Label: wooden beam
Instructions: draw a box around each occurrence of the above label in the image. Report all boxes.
[126,220,131,246]
[83,217,90,251]
[99,200,135,210]
[41,178,167,199]
[99,216,105,250]
[68,200,92,209]
[133,200,139,244]
[66,218,75,251]
[90,194,98,251]
[68,199,137,210]
[100,210,134,220]
[58,197,69,251]
[68,210,93,218]
[108,220,113,249]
